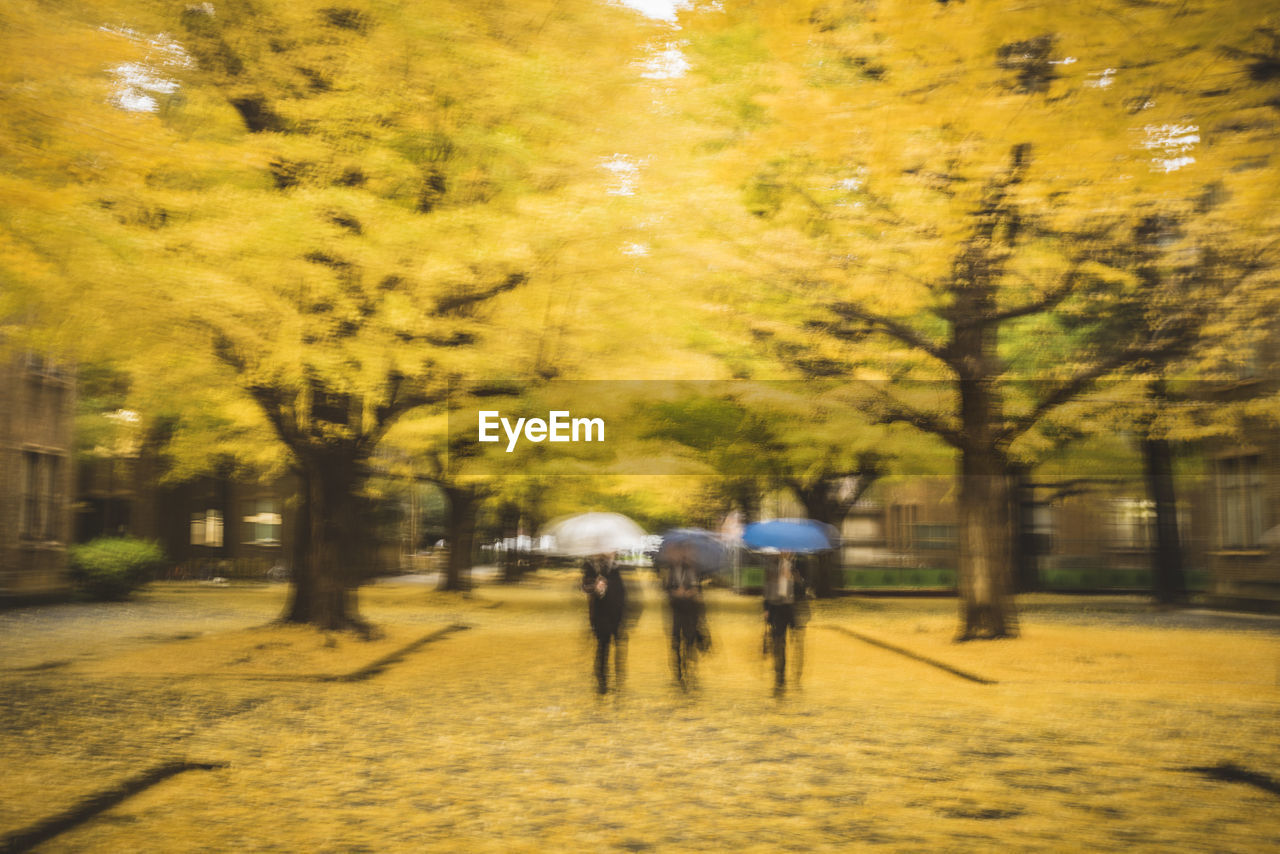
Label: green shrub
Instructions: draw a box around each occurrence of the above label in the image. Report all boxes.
[68,537,166,600]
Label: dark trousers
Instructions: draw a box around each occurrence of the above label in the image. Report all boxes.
[669,597,702,685]
[765,602,797,690]
[593,624,625,694]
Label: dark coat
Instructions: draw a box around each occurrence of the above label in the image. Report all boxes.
[582,560,627,637]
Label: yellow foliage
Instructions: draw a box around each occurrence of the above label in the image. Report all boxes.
[3,582,1279,851]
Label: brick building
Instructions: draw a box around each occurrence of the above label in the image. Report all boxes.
[0,352,75,600]
[157,474,298,579]
[76,453,300,580]
[1200,328,1280,611]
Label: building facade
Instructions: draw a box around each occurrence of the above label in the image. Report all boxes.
[76,456,299,580]
[1200,332,1280,610]
[0,352,75,600]
[834,473,1215,594]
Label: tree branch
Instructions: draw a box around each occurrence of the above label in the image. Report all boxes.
[434,272,528,316]
[359,372,446,457]
[856,381,963,449]
[982,267,1080,326]
[829,301,954,368]
[244,382,306,455]
[205,327,307,453]
[1000,334,1193,444]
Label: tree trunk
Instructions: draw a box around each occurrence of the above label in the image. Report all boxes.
[789,464,881,598]
[441,485,479,592]
[283,468,313,623]
[953,366,1018,639]
[1142,434,1187,605]
[498,501,523,584]
[1009,465,1041,593]
[281,453,367,632]
[712,477,752,526]
[795,486,841,598]
[956,447,1019,639]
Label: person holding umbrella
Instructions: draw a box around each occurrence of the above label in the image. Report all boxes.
[763,550,806,697]
[655,529,725,691]
[581,551,630,695]
[664,558,711,691]
[743,518,837,697]
[542,512,647,696]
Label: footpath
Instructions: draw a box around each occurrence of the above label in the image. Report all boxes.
[2,577,1279,853]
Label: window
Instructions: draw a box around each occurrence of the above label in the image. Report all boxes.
[23,351,67,383]
[190,509,224,547]
[888,504,917,550]
[19,451,61,541]
[242,498,282,545]
[1217,456,1264,549]
[1109,498,1154,551]
[916,523,957,551]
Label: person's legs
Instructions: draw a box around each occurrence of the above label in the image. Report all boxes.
[670,629,686,687]
[671,599,702,685]
[791,626,805,687]
[594,630,611,694]
[682,602,703,688]
[694,599,711,652]
[765,603,790,693]
[771,621,788,691]
[668,600,685,684]
[612,627,627,691]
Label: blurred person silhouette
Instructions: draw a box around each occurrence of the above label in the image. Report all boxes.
[763,551,808,696]
[582,552,629,695]
[662,559,711,691]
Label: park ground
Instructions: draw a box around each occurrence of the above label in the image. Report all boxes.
[2,575,1279,852]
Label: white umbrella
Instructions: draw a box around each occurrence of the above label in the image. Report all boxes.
[542,512,647,557]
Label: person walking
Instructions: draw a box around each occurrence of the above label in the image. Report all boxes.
[582,552,628,695]
[663,560,710,690]
[763,551,807,696]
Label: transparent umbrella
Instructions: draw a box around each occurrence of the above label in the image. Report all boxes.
[541,512,648,557]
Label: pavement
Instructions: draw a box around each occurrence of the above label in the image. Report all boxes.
[2,578,1279,852]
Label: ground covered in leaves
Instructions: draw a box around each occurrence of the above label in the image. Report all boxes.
[2,576,1279,852]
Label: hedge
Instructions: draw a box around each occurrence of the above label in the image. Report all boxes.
[68,537,166,601]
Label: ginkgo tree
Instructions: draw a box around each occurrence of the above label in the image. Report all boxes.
[678,0,1280,638]
[1,0,666,631]
[637,383,920,594]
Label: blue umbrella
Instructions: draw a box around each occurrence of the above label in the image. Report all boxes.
[742,518,839,554]
[655,528,728,576]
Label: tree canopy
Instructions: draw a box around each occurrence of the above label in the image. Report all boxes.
[1,0,680,628]
[678,0,1280,637]
[4,0,1279,634]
